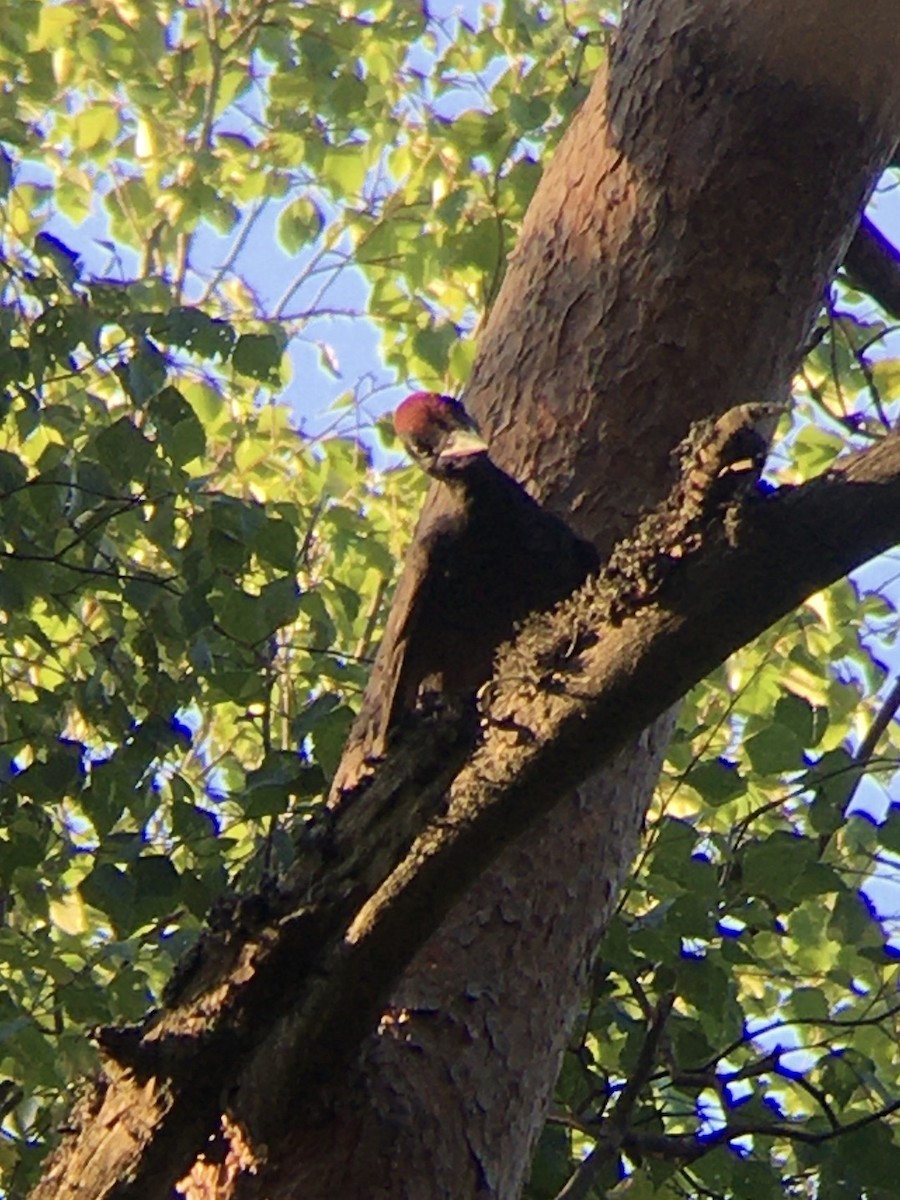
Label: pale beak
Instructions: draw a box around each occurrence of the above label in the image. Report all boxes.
[436,426,488,467]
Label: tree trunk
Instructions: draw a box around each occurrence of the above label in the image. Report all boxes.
[244,2,900,1196]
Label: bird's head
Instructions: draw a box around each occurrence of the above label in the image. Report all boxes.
[393,392,488,479]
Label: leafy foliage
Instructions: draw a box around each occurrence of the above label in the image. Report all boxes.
[0,242,424,1186]
[529,314,900,1197]
[0,1,897,1196]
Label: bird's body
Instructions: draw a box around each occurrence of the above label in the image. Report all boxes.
[330,393,598,797]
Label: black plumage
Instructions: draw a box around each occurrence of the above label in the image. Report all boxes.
[331,392,598,796]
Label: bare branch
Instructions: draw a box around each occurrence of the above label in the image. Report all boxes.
[844,215,900,318]
[554,994,675,1200]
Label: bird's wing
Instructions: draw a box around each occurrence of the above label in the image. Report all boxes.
[328,465,598,802]
[328,504,457,799]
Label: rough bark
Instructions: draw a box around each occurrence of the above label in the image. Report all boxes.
[293,4,900,1198]
[31,1,900,1198]
[33,416,900,1200]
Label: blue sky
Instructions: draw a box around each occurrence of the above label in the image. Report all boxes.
[35,0,900,443]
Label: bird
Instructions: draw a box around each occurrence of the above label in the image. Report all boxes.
[330,391,599,797]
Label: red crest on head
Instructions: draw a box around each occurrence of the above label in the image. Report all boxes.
[393,392,458,440]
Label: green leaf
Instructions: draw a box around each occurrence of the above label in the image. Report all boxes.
[805,747,860,834]
[821,1052,864,1107]
[745,723,804,775]
[151,307,236,359]
[321,146,367,195]
[527,1124,579,1199]
[649,817,698,884]
[232,332,284,383]
[675,957,738,1039]
[509,93,550,131]
[243,751,310,818]
[256,517,297,570]
[93,417,156,484]
[789,985,829,1020]
[742,832,816,904]
[311,703,355,781]
[411,324,455,373]
[80,864,135,935]
[331,72,368,115]
[72,104,118,151]
[0,449,28,492]
[687,758,745,805]
[278,196,324,254]
[259,576,302,629]
[131,856,181,927]
[877,808,900,854]
[293,692,341,741]
[774,691,815,744]
[149,385,206,465]
[455,219,501,271]
[124,339,168,404]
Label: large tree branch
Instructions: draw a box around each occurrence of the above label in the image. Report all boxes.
[844,214,900,317]
[324,7,900,1193]
[34,420,900,1200]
